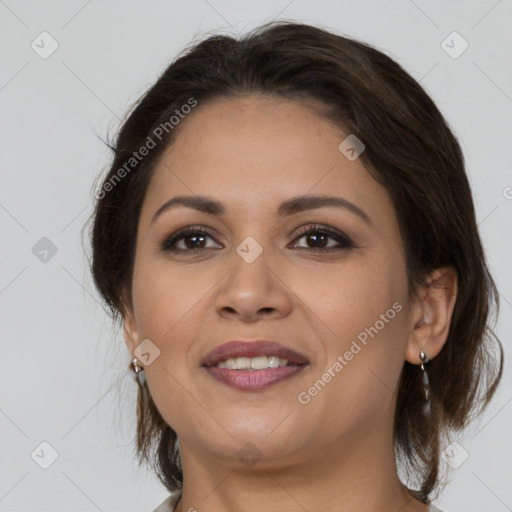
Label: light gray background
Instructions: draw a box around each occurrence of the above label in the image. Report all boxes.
[1,1,511,511]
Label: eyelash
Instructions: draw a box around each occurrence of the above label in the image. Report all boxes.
[160,224,355,254]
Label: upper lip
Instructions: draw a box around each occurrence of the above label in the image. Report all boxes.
[201,340,310,367]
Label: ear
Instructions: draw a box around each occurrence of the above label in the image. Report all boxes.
[405,266,458,364]
[120,288,141,357]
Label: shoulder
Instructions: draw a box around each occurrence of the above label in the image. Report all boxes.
[152,492,181,512]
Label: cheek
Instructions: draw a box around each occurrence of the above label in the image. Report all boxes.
[294,254,407,345]
[130,261,211,424]
[297,254,409,395]
[131,258,206,341]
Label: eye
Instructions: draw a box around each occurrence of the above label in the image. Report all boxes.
[160,226,221,253]
[161,224,354,254]
[289,224,354,251]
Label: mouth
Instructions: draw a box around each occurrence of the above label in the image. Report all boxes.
[201,340,309,391]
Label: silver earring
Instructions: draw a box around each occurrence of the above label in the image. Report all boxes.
[132,357,143,373]
[419,349,431,415]
[131,357,146,384]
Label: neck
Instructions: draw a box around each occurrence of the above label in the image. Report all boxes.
[174,422,429,512]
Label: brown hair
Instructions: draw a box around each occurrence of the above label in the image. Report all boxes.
[87,21,503,502]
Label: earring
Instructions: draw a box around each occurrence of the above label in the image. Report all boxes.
[132,357,143,373]
[131,357,146,385]
[419,349,431,415]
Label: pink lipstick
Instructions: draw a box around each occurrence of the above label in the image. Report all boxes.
[201,340,309,391]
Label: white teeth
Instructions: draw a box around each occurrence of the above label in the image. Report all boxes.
[216,355,289,370]
[237,357,252,369]
[268,356,280,368]
[251,356,268,370]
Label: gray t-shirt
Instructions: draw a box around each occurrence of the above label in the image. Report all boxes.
[152,493,446,511]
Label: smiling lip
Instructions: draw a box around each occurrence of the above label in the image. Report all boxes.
[201,340,309,391]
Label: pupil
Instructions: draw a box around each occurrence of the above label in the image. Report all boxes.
[186,235,205,249]
[308,233,327,248]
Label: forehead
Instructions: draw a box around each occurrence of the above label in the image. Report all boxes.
[140,95,393,224]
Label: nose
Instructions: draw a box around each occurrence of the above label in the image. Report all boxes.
[213,249,293,323]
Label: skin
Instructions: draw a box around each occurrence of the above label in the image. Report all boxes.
[123,95,458,512]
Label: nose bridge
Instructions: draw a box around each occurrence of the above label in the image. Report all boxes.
[213,234,291,320]
[229,237,274,299]
[227,207,277,268]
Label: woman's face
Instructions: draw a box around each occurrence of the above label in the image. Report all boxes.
[123,95,417,468]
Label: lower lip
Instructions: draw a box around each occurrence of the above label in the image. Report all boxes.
[205,365,306,391]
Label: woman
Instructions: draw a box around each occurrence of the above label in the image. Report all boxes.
[88,21,503,512]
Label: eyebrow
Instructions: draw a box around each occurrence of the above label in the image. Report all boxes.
[151,194,373,226]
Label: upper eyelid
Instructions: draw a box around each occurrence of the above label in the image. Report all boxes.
[168,224,346,239]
